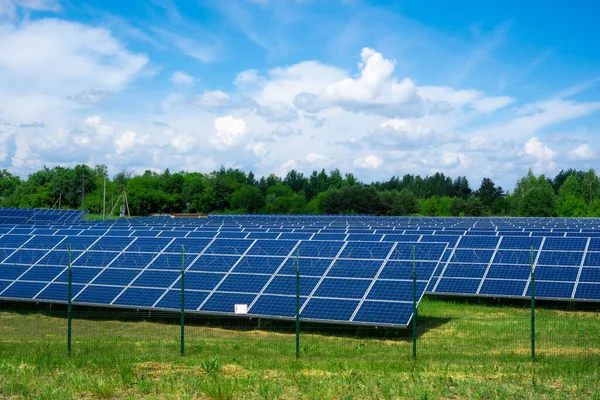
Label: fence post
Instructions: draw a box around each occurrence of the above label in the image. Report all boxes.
[412,245,417,359]
[295,245,300,359]
[67,243,72,356]
[530,246,535,360]
[181,245,185,357]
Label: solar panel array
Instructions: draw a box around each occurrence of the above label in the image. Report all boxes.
[0,214,599,328]
[0,208,84,225]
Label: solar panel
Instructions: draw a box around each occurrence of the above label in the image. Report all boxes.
[1,214,600,323]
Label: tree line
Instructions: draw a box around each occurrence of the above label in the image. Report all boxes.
[0,165,599,217]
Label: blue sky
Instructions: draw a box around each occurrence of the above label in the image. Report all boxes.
[0,0,598,190]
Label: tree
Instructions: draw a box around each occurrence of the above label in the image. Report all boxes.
[231,185,265,213]
[475,178,504,208]
[512,170,556,216]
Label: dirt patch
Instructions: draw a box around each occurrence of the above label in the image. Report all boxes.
[262,369,287,381]
[514,347,600,356]
[134,361,206,381]
[299,369,332,378]
[220,364,250,378]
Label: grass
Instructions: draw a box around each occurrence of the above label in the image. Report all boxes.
[0,298,598,399]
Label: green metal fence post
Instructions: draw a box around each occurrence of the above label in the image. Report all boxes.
[295,245,300,359]
[67,243,72,356]
[412,245,417,359]
[530,246,535,360]
[181,245,185,357]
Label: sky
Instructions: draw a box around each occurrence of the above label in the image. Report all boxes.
[0,0,599,190]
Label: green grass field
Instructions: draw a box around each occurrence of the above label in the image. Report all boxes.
[0,298,599,399]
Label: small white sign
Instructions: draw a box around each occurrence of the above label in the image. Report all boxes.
[234,304,248,314]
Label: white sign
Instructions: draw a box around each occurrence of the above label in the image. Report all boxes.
[234,304,248,314]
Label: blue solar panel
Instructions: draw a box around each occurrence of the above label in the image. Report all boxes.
[201,292,256,313]
[189,255,240,272]
[247,239,298,256]
[204,239,254,255]
[313,278,371,299]
[263,275,319,296]
[442,264,488,278]
[580,268,600,283]
[36,283,85,301]
[114,287,165,307]
[435,277,481,294]
[75,285,122,304]
[353,301,413,325]
[1,281,47,299]
[111,253,156,268]
[379,261,437,280]
[22,235,65,249]
[368,281,427,302]
[174,272,224,291]
[1,215,597,325]
[327,260,382,279]
[0,265,29,280]
[543,237,588,251]
[525,281,574,299]
[20,266,64,282]
[479,279,527,296]
[301,298,359,321]
[156,289,208,310]
[574,283,600,300]
[218,273,271,293]
[93,269,139,286]
[131,270,179,288]
[537,251,583,266]
[278,258,332,276]
[250,295,300,317]
[128,237,172,253]
[232,256,285,274]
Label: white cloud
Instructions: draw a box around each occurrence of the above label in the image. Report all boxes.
[211,116,248,149]
[245,141,268,157]
[353,155,382,169]
[361,119,433,148]
[170,71,194,86]
[441,152,469,168]
[568,144,595,161]
[293,47,420,115]
[0,19,148,96]
[524,137,556,161]
[84,116,116,137]
[0,0,60,20]
[115,130,144,154]
[419,86,514,112]
[195,90,230,108]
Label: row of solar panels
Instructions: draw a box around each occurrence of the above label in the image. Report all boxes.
[0,208,83,225]
[7,226,600,239]
[0,233,598,302]
[0,239,447,326]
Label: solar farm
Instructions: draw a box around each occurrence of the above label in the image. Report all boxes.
[1,209,599,398]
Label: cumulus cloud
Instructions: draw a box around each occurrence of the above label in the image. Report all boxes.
[353,155,382,169]
[568,143,595,161]
[418,86,514,113]
[362,119,434,149]
[115,130,145,154]
[211,116,248,149]
[524,137,556,161]
[170,71,194,86]
[84,116,116,137]
[441,152,469,168]
[293,48,420,116]
[0,19,148,96]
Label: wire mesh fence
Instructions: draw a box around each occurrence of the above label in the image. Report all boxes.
[1,241,598,363]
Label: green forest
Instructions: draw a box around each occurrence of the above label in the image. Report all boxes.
[0,165,599,217]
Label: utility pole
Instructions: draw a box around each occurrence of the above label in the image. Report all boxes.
[103,172,106,220]
[81,173,85,217]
